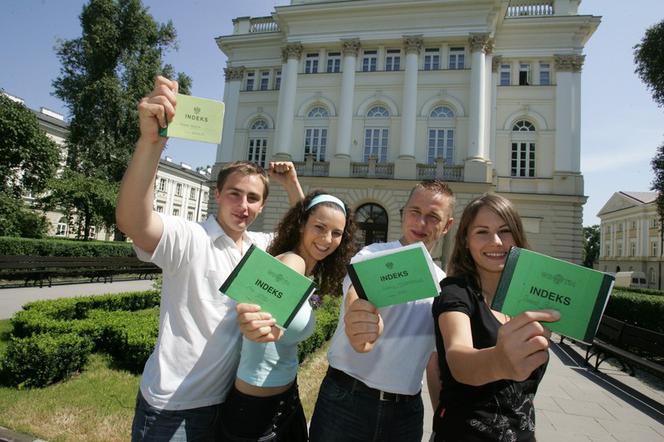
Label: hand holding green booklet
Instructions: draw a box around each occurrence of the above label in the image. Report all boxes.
[346,242,439,308]
[219,245,315,328]
[159,94,225,144]
[491,247,615,343]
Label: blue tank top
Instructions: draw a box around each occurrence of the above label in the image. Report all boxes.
[236,300,316,387]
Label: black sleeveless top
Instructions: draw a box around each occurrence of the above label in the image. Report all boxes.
[431,276,546,442]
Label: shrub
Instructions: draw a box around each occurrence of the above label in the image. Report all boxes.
[1,333,94,388]
[606,289,664,333]
[0,236,135,257]
[298,295,342,363]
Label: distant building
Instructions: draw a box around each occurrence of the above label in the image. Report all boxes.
[213,0,600,264]
[597,191,662,289]
[4,92,211,239]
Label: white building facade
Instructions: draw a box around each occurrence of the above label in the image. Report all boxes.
[213,0,599,263]
[598,191,663,289]
[154,158,211,223]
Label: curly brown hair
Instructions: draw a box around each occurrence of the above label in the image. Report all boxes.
[447,193,529,291]
[267,190,357,295]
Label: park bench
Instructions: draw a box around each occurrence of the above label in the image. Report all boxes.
[584,315,664,377]
[0,255,161,288]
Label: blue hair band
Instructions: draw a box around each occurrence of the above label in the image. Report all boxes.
[305,194,347,216]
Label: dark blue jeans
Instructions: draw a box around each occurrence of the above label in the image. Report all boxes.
[309,371,424,442]
[131,391,223,442]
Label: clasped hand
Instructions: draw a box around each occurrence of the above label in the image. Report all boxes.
[236,303,283,343]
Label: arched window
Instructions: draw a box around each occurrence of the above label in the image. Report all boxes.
[304,106,330,161]
[364,106,390,162]
[427,106,455,164]
[355,203,388,247]
[248,118,269,167]
[510,119,536,177]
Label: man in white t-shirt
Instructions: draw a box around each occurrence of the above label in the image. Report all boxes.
[116,76,304,441]
[309,180,455,442]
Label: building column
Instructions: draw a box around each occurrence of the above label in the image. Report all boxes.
[465,33,492,183]
[216,66,245,164]
[489,55,501,166]
[273,43,303,160]
[395,35,422,180]
[554,54,584,194]
[331,38,360,177]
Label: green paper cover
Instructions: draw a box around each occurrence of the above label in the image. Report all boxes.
[491,247,615,343]
[346,242,439,308]
[219,245,316,329]
[158,94,225,144]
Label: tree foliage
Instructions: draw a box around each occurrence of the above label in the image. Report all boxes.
[0,94,60,198]
[41,170,118,240]
[651,142,664,244]
[53,0,191,182]
[0,193,50,239]
[634,19,664,108]
[582,225,600,269]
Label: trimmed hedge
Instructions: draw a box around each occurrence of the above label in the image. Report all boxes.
[0,236,135,257]
[1,290,341,388]
[606,289,664,333]
[1,333,94,388]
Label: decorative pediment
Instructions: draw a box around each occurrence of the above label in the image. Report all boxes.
[597,192,641,217]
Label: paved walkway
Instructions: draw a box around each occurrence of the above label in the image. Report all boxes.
[422,338,664,441]
[0,280,154,319]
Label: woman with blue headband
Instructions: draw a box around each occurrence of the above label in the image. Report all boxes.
[219,190,356,441]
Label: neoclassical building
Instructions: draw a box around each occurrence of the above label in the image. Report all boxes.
[213,0,599,263]
[598,191,662,289]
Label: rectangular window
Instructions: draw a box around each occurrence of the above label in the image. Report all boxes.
[630,242,636,257]
[158,178,166,192]
[245,71,255,91]
[385,49,401,71]
[510,142,535,177]
[304,128,327,161]
[260,71,270,90]
[364,128,389,162]
[652,242,658,257]
[203,191,209,202]
[519,63,531,85]
[89,226,96,238]
[617,243,623,257]
[175,183,182,197]
[189,188,196,200]
[156,205,164,213]
[187,211,194,221]
[56,223,67,236]
[500,64,511,86]
[427,129,454,164]
[539,63,550,85]
[424,48,440,71]
[274,70,281,90]
[248,138,267,167]
[305,53,319,74]
[362,50,377,72]
[449,47,465,69]
[172,208,179,217]
[652,217,659,228]
[327,52,341,73]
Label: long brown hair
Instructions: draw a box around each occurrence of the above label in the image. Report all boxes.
[267,190,356,295]
[447,193,528,290]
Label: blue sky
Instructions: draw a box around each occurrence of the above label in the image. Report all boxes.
[1,0,663,226]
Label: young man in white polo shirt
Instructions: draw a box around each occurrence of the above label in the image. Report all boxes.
[116,76,304,441]
[309,180,455,442]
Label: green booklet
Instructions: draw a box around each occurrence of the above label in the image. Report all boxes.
[346,242,440,308]
[219,245,316,328]
[158,94,225,144]
[491,247,615,343]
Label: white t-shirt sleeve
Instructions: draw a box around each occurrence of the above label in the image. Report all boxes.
[133,213,207,275]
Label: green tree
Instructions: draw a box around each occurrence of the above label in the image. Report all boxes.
[634,19,664,108]
[0,93,60,198]
[651,142,664,288]
[53,0,191,183]
[582,225,600,269]
[41,170,118,240]
[0,193,50,238]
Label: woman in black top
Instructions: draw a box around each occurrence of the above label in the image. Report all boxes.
[432,194,560,441]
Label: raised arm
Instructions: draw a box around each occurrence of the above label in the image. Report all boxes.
[439,310,559,386]
[269,161,304,206]
[116,76,178,253]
